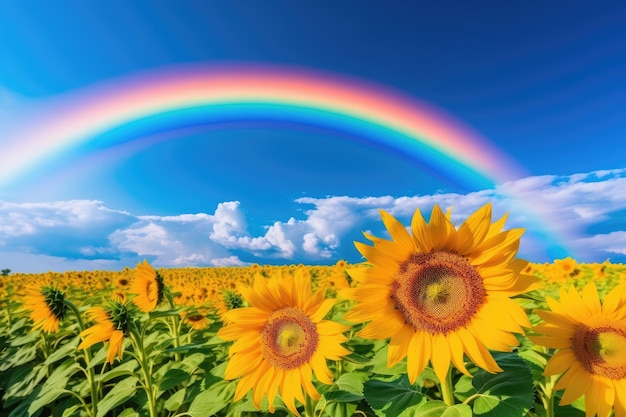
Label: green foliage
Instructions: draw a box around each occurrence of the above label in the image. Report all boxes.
[1,262,624,416]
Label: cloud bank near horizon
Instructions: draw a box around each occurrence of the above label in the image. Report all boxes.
[1,168,625,273]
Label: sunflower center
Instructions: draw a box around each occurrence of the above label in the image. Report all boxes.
[187,314,205,323]
[261,307,319,370]
[392,251,486,334]
[572,324,626,380]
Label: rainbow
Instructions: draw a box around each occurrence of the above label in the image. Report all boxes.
[0,64,525,189]
[0,64,570,258]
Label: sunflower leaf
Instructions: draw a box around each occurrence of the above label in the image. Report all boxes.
[96,376,139,417]
[164,387,186,412]
[95,359,139,383]
[363,374,426,417]
[414,401,473,417]
[187,379,236,417]
[43,336,80,365]
[469,351,534,417]
[157,368,191,396]
[27,359,80,415]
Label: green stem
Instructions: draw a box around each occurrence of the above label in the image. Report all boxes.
[462,393,481,405]
[304,392,316,417]
[544,374,556,417]
[62,389,95,417]
[166,291,182,361]
[130,326,158,417]
[440,367,455,407]
[170,315,181,362]
[66,300,99,417]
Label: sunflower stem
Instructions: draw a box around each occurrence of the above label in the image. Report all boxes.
[170,315,181,362]
[65,300,99,417]
[440,367,456,406]
[130,325,158,417]
[544,374,556,417]
[165,291,182,361]
[304,392,316,417]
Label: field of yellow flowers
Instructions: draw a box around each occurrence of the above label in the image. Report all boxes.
[1,203,625,417]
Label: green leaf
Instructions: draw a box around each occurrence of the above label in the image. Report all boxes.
[148,308,182,319]
[7,386,43,417]
[87,344,110,369]
[43,336,79,365]
[324,390,364,403]
[0,344,37,371]
[363,374,426,417]
[453,375,475,402]
[442,404,473,417]
[4,364,47,406]
[344,351,372,363]
[414,401,473,417]
[164,343,206,353]
[180,352,207,373]
[335,371,368,396]
[187,379,236,417]
[322,400,359,417]
[96,376,139,417]
[370,345,407,377]
[60,405,81,417]
[157,368,191,395]
[28,359,81,415]
[470,352,534,417]
[164,387,186,412]
[95,359,139,383]
[117,409,139,417]
[9,330,39,346]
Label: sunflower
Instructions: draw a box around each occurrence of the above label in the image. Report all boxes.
[23,285,68,333]
[78,300,132,364]
[530,283,626,417]
[341,203,538,384]
[130,259,165,313]
[214,288,246,324]
[181,308,212,330]
[217,270,350,415]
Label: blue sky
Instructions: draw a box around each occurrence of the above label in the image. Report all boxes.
[1,1,625,272]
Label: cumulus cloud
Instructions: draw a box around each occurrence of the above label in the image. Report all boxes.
[576,232,626,257]
[1,168,625,272]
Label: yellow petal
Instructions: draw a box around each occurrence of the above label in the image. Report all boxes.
[406,331,430,383]
[455,203,492,254]
[428,205,455,251]
[387,325,413,368]
[430,332,451,383]
[380,209,415,254]
[544,349,575,376]
[411,208,433,253]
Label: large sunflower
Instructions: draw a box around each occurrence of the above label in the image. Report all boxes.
[78,300,131,364]
[530,283,626,417]
[217,270,350,415]
[342,203,537,383]
[130,259,165,313]
[23,285,68,333]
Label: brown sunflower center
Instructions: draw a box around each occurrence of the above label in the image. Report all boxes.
[186,314,205,323]
[572,324,626,380]
[261,307,319,370]
[392,251,486,334]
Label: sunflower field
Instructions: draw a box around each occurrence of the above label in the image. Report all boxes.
[1,203,626,417]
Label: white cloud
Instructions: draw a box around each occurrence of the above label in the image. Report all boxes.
[211,256,247,266]
[1,168,626,272]
[576,232,626,257]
